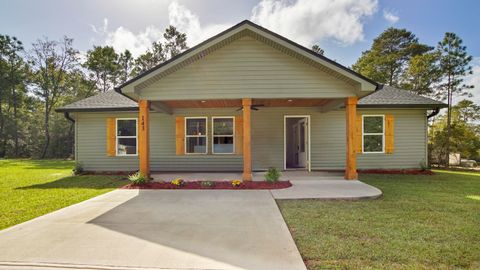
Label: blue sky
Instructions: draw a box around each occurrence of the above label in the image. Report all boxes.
[1,0,479,102]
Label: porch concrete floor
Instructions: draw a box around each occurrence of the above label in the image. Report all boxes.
[152,170,346,182]
[151,171,382,200]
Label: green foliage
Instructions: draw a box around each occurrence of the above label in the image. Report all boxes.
[128,172,148,185]
[73,162,84,175]
[430,101,480,164]
[311,45,324,55]
[0,26,188,159]
[352,27,431,86]
[200,180,215,188]
[0,159,128,230]
[401,51,442,96]
[265,167,281,182]
[279,171,480,269]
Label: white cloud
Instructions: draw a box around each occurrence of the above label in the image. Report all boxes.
[91,18,163,57]
[250,0,378,46]
[383,9,399,24]
[92,0,381,57]
[167,1,232,46]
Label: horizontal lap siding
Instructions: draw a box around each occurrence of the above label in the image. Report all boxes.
[75,109,426,172]
[76,112,139,171]
[150,109,243,171]
[139,36,355,100]
[357,109,427,169]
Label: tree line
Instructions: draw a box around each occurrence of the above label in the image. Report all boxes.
[0,26,188,158]
[1,25,478,165]
[351,28,478,165]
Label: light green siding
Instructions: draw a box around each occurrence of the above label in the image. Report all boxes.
[76,112,139,171]
[75,108,427,172]
[139,36,356,100]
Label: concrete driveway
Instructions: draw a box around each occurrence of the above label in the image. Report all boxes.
[0,190,306,270]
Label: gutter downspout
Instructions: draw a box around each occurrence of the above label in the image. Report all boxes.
[64,112,75,123]
[425,107,440,168]
[427,108,440,119]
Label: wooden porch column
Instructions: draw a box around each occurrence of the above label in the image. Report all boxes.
[242,98,252,181]
[138,100,150,178]
[345,97,358,180]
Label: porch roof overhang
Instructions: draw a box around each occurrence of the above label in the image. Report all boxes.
[115,20,378,101]
[149,98,345,114]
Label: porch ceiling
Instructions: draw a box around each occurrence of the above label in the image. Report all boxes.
[155,98,340,109]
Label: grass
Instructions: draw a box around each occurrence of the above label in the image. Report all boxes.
[278,170,480,269]
[0,159,129,230]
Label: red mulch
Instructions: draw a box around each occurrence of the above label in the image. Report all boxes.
[359,169,434,175]
[122,180,292,190]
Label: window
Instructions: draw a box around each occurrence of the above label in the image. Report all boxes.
[185,117,207,154]
[362,115,384,153]
[116,118,137,156]
[212,117,234,154]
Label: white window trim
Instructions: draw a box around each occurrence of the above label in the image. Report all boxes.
[185,117,208,155]
[362,115,385,154]
[211,116,235,154]
[116,118,138,156]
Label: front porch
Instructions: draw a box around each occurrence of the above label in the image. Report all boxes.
[137,97,360,181]
[151,170,345,182]
[150,171,382,200]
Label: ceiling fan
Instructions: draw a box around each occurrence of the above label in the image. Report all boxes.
[236,104,265,111]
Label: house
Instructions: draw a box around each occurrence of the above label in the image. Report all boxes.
[56,20,446,180]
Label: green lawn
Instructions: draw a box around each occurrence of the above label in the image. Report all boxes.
[0,159,128,230]
[279,170,480,269]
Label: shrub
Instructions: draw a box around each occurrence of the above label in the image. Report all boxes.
[419,159,429,171]
[73,162,84,175]
[128,172,148,185]
[200,181,215,188]
[265,167,281,182]
[231,180,242,187]
[171,178,184,186]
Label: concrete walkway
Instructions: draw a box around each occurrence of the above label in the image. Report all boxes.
[271,180,382,200]
[0,190,306,270]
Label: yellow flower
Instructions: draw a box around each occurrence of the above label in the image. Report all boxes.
[231,180,242,187]
[171,178,184,186]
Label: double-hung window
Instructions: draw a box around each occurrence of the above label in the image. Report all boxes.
[212,117,234,154]
[185,117,207,154]
[116,118,137,156]
[362,115,384,153]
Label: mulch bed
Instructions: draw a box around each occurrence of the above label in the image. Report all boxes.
[359,169,434,175]
[122,180,292,190]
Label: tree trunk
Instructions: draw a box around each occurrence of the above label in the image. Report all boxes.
[41,103,50,159]
[0,98,5,158]
[445,75,452,168]
[12,86,18,157]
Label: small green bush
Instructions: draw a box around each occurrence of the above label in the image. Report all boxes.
[265,167,281,182]
[128,172,148,185]
[73,162,84,175]
[419,159,429,171]
[200,180,215,188]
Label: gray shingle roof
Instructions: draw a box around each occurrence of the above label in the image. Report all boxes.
[358,85,447,108]
[56,91,138,112]
[57,85,446,112]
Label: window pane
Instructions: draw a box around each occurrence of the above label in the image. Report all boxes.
[186,137,207,153]
[364,116,383,133]
[213,136,234,153]
[118,138,137,155]
[186,119,206,135]
[117,120,136,136]
[364,135,383,152]
[213,118,233,135]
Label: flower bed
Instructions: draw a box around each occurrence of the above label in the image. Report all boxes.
[359,169,434,175]
[122,180,292,190]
